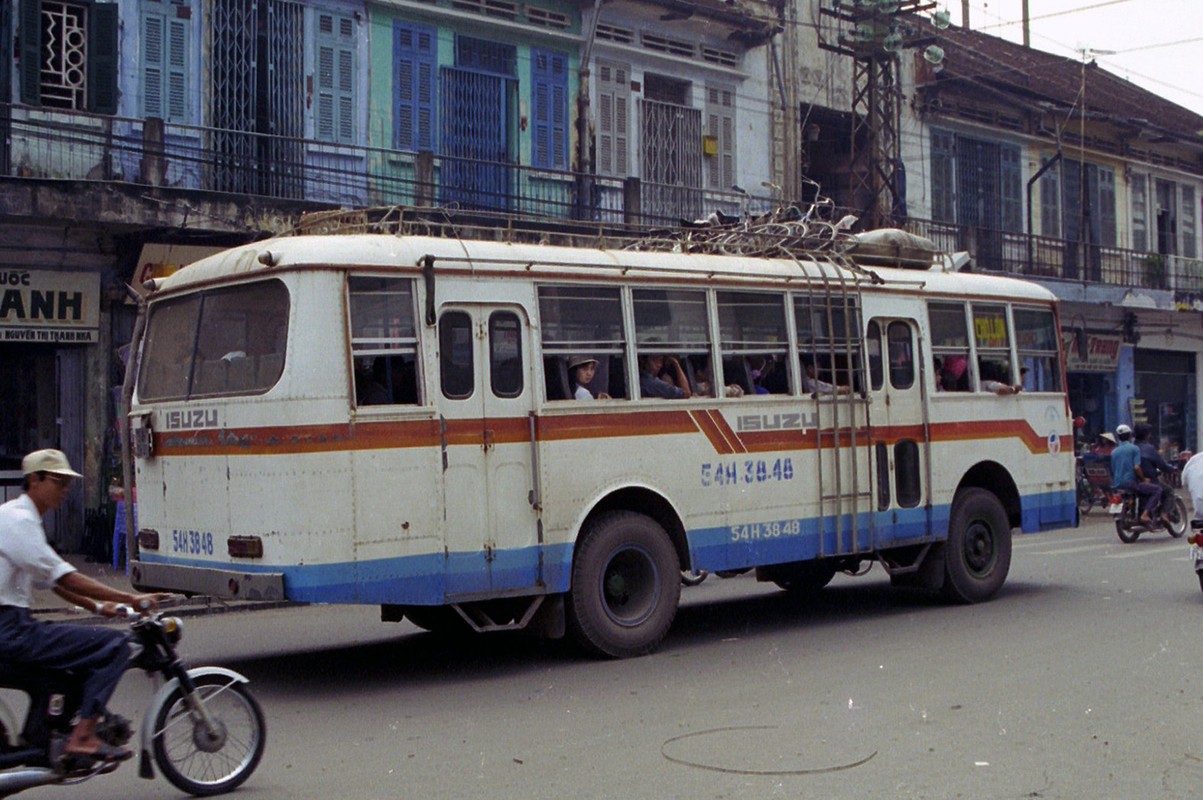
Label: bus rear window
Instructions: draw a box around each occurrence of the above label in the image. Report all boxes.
[138,280,289,401]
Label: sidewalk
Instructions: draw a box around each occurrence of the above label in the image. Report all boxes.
[33,555,298,624]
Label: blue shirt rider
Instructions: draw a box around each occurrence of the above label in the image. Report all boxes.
[1111,423,1164,525]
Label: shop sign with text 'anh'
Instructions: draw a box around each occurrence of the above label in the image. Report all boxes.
[0,270,99,343]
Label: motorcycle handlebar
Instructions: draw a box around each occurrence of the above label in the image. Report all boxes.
[111,594,188,618]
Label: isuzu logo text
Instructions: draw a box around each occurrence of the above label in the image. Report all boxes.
[735,412,818,432]
[162,408,219,430]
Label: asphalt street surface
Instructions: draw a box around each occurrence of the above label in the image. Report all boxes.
[21,511,1203,800]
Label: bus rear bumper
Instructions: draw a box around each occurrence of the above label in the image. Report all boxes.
[130,560,286,601]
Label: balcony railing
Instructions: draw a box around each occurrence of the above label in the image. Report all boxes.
[0,104,770,231]
[904,218,1203,295]
[3,104,1200,294]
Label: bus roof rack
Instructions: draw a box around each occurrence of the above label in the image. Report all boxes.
[290,203,926,271]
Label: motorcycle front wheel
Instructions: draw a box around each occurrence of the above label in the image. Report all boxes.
[152,674,266,796]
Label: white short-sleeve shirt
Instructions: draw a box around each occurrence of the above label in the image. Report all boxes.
[0,494,76,608]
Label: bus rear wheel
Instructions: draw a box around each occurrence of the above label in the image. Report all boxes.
[567,511,681,659]
[942,488,1012,604]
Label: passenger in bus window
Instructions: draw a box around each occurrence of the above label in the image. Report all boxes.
[748,356,771,395]
[801,355,850,395]
[940,354,970,391]
[568,356,610,400]
[638,353,691,399]
[980,361,1021,395]
[694,363,744,398]
[355,358,390,406]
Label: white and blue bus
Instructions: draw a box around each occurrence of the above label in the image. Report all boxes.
[124,226,1075,657]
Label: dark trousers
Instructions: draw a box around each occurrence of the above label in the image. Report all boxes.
[1121,480,1163,518]
[0,607,130,719]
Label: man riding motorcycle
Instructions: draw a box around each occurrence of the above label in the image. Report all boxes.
[1111,424,1163,526]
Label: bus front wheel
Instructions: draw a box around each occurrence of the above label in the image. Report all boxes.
[567,511,681,658]
[942,488,1012,604]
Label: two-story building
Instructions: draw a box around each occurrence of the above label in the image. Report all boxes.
[900,24,1203,456]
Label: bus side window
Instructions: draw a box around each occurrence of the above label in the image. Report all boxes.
[1013,307,1062,392]
[633,288,709,400]
[928,301,971,393]
[348,276,421,407]
[867,321,884,390]
[716,290,789,397]
[537,285,626,401]
[440,311,474,399]
[887,321,914,389]
[490,312,523,399]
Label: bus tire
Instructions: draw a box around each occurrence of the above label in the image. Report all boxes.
[942,488,1012,604]
[567,511,681,659]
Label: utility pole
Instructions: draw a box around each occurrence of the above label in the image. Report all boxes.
[820,1,944,230]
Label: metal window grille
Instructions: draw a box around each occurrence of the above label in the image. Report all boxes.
[640,98,702,222]
[39,1,88,110]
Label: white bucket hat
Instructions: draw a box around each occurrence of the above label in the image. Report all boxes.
[21,449,82,477]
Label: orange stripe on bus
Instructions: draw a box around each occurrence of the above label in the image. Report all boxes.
[689,410,736,455]
[704,410,748,454]
[151,412,1067,458]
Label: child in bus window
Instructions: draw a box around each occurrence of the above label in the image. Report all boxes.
[569,356,610,400]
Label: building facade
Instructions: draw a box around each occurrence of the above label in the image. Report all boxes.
[0,0,781,550]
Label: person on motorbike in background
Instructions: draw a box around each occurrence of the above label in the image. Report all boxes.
[1136,423,1177,526]
[1111,424,1163,525]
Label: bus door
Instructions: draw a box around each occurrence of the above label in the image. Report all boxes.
[437,306,541,598]
[866,318,930,544]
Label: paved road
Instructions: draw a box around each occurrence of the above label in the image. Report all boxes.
[24,513,1203,800]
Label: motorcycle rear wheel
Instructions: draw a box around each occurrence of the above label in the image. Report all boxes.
[152,675,266,796]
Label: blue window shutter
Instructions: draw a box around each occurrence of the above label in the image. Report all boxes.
[167,17,188,121]
[143,12,165,118]
[393,22,436,152]
[316,13,355,144]
[530,48,568,169]
[141,5,190,122]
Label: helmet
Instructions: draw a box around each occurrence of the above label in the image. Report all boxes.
[1115,424,1132,437]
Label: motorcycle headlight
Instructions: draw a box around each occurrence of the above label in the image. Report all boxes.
[161,616,184,644]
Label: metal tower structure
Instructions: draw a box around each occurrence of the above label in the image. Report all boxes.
[819,1,942,230]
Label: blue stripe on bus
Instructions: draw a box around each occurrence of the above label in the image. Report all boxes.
[137,488,1075,605]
